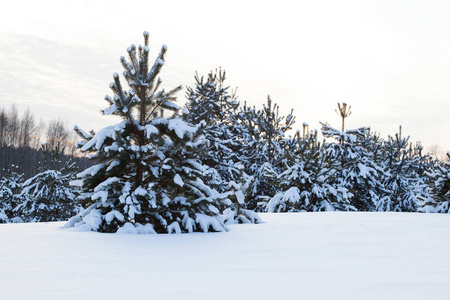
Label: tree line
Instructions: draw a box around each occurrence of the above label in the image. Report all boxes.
[184,70,449,215]
[0,105,90,178]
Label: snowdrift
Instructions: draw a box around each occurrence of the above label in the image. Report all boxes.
[1,212,449,300]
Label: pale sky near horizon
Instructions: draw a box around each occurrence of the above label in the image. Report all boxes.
[0,0,449,152]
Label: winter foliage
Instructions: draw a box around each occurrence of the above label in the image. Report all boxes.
[241,97,296,209]
[267,129,354,212]
[1,33,449,230]
[185,68,244,193]
[65,33,231,233]
[266,121,435,214]
[13,145,81,222]
[222,165,263,224]
[0,166,23,223]
[375,130,430,212]
[420,152,450,213]
[14,169,79,222]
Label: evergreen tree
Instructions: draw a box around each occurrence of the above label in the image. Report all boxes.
[184,69,262,223]
[185,69,244,193]
[419,152,450,213]
[0,165,23,223]
[65,32,230,233]
[266,130,353,212]
[321,122,381,211]
[376,127,429,212]
[251,96,295,167]
[352,129,388,210]
[243,96,296,210]
[185,68,239,126]
[14,144,80,222]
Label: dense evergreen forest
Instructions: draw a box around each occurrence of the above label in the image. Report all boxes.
[1,32,449,230]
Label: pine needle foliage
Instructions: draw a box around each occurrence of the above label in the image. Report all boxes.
[66,32,229,233]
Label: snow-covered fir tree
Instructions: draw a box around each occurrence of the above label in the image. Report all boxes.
[266,129,353,212]
[352,129,389,210]
[376,127,429,212]
[185,69,262,223]
[242,97,295,210]
[419,152,450,213]
[185,68,246,193]
[65,32,231,233]
[14,144,80,222]
[321,122,382,211]
[185,68,239,126]
[0,165,23,223]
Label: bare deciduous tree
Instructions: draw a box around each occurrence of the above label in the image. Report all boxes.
[18,108,36,148]
[6,105,20,147]
[427,144,446,162]
[46,119,69,150]
[336,102,352,132]
[0,108,8,147]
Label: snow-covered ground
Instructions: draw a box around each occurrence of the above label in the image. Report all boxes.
[1,212,449,300]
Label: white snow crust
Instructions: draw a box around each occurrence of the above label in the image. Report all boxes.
[1,213,450,299]
[168,118,198,139]
[173,174,184,186]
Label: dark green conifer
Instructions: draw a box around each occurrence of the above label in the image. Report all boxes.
[66,33,229,233]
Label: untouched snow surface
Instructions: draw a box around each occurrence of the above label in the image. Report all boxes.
[1,212,449,300]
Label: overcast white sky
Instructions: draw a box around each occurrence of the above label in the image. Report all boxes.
[0,0,449,151]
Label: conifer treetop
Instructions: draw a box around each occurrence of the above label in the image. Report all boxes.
[102,31,182,127]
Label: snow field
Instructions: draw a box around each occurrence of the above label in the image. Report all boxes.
[0,212,449,300]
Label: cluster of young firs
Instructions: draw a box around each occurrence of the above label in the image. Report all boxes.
[1,32,449,233]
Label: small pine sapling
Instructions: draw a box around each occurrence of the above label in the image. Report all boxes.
[243,96,296,210]
[0,165,24,223]
[377,126,429,212]
[65,32,230,233]
[14,145,80,222]
[184,68,245,194]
